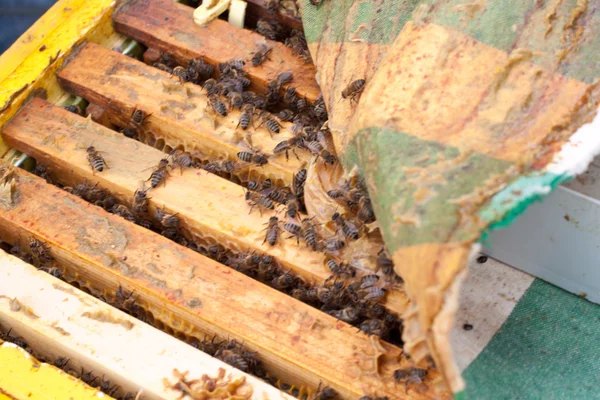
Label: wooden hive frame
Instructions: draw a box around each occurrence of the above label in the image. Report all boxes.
[0,0,450,398]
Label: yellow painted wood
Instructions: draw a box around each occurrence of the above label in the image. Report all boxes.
[0,0,118,157]
[0,342,107,400]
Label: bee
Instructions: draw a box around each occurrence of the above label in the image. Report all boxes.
[263,216,280,246]
[323,237,345,254]
[132,187,150,216]
[259,112,281,136]
[360,286,386,300]
[186,65,200,83]
[331,212,360,240]
[328,306,359,323]
[376,248,394,275]
[237,104,255,130]
[86,145,107,174]
[356,196,375,223]
[155,206,179,228]
[266,186,290,204]
[228,59,246,70]
[393,368,428,393]
[256,19,279,40]
[283,220,302,243]
[283,87,298,106]
[359,318,387,337]
[293,169,307,195]
[208,95,228,116]
[277,71,293,86]
[327,189,345,199]
[40,265,62,278]
[285,193,300,219]
[215,349,249,372]
[295,97,308,112]
[203,78,218,93]
[202,160,236,174]
[305,141,337,165]
[189,56,214,80]
[248,178,270,192]
[272,270,296,289]
[147,158,170,188]
[277,109,295,121]
[245,191,275,214]
[170,149,193,174]
[237,148,269,166]
[360,274,379,289]
[153,62,173,73]
[227,91,244,110]
[301,217,318,251]
[110,204,136,222]
[64,104,82,115]
[313,94,327,119]
[273,136,304,160]
[252,44,272,66]
[313,384,339,400]
[54,357,70,369]
[29,238,53,264]
[326,258,355,278]
[310,0,324,6]
[341,79,366,102]
[172,66,189,83]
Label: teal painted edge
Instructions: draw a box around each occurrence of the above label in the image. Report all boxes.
[479,171,572,241]
[454,391,467,400]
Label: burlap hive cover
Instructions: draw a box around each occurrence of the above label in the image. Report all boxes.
[299,0,600,393]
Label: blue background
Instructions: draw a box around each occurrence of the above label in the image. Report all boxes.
[0,0,56,53]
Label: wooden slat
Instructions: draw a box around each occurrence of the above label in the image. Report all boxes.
[2,98,409,318]
[0,343,107,400]
[58,42,306,186]
[0,166,444,400]
[0,249,291,400]
[113,0,319,102]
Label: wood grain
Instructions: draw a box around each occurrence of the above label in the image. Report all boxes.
[58,42,307,186]
[113,0,318,101]
[3,98,410,321]
[0,163,439,399]
[0,250,291,400]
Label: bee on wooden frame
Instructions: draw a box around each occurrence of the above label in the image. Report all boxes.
[147,158,171,188]
[251,44,273,67]
[341,79,366,103]
[86,144,108,174]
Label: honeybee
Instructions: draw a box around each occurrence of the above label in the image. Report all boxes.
[276,71,293,86]
[215,349,249,372]
[277,109,295,121]
[256,19,280,40]
[273,136,304,160]
[245,190,275,214]
[86,145,108,174]
[331,212,360,240]
[301,217,318,251]
[263,216,280,246]
[376,248,394,275]
[64,104,82,115]
[312,384,339,400]
[341,79,366,102]
[237,104,255,131]
[29,238,53,264]
[155,205,179,228]
[285,193,300,219]
[189,56,214,81]
[203,78,218,94]
[259,112,281,136]
[359,318,388,337]
[313,94,327,120]
[132,186,150,216]
[357,196,376,223]
[237,146,269,166]
[360,286,386,300]
[172,66,189,83]
[271,270,296,289]
[393,368,428,393]
[360,274,379,289]
[252,44,272,67]
[227,92,244,110]
[147,158,170,188]
[228,59,246,70]
[169,149,193,174]
[326,258,355,278]
[283,220,302,243]
[323,237,345,254]
[304,141,336,165]
[208,95,228,116]
[328,306,359,323]
[202,160,236,174]
[293,169,307,196]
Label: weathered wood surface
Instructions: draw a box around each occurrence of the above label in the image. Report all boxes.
[58,42,307,186]
[2,98,410,319]
[0,249,291,400]
[0,106,446,398]
[113,0,319,101]
[243,0,303,33]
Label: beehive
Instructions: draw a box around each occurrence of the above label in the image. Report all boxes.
[0,1,450,398]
